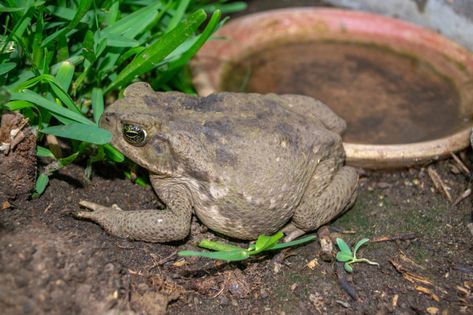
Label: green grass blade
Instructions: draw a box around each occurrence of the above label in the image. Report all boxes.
[40,123,112,144]
[254,232,284,253]
[58,151,80,167]
[200,2,247,14]
[199,239,244,252]
[103,144,124,162]
[166,0,191,32]
[10,90,93,125]
[99,31,140,47]
[36,145,55,158]
[102,2,162,38]
[154,10,222,85]
[55,61,75,91]
[42,0,93,47]
[91,88,104,124]
[33,173,49,197]
[0,62,16,75]
[107,9,207,92]
[266,234,316,251]
[178,249,250,261]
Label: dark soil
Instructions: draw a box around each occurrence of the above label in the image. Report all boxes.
[1,155,473,314]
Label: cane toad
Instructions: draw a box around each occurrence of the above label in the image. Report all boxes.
[77,82,358,242]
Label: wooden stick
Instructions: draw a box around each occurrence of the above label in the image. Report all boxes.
[369,233,417,243]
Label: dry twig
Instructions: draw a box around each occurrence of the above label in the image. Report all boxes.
[369,233,417,243]
[427,166,453,202]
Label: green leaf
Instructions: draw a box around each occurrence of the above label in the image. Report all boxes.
[336,238,353,256]
[0,62,16,75]
[266,234,316,251]
[103,144,124,162]
[101,2,162,39]
[91,88,104,124]
[353,238,370,257]
[9,90,93,125]
[42,0,93,47]
[99,31,140,48]
[199,239,244,252]
[166,0,191,32]
[58,151,80,167]
[107,9,207,92]
[36,145,55,158]
[33,173,49,197]
[55,61,75,91]
[254,232,284,253]
[178,249,250,261]
[344,262,353,273]
[40,123,112,145]
[336,251,353,262]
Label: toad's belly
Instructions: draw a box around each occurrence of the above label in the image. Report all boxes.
[194,202,294,240]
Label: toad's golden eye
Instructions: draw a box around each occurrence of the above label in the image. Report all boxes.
[122,123,147,146]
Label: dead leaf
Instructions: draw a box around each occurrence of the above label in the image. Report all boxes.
[2,200,11,209]
[392,294,399,307]
[307,258,319,270]
[426,306,439,315]
[416,286,440,302]
[172,259,188,267]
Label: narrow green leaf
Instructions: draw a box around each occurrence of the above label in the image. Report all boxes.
[10,90,93,125]
[0,87,11,105]
[103,144,125,162]
[107,9,207,92]
[267,234,316,251]
[36,145,55,158]
[154,10,222,85]
[55,61,75,91]
[42,0,93,47]
[0,62,16,75]
[199,239,244,252]
[178,249,250,261]
[201,2,247,14]
[91,88,104,124]
[336,238,353,256]
[166,0,191,32]
[33,173,49,197]
[99,31,139,47]
[353,238,370,257]
[102,2,162,38]
[254,232,284,253]
[40,123,112,145]
[58,151,80,167]
[336,252,353,262]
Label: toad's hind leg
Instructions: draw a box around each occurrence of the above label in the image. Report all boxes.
[283,164,358,241]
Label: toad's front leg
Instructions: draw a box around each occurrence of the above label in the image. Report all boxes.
[76,183,193,243]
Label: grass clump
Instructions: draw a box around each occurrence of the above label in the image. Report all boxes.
[0,0,245,195]
[179,232,316,261]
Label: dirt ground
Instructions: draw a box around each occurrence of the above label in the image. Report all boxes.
[1,150,473,314]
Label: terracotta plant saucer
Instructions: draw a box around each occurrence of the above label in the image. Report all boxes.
[191,8,473,169]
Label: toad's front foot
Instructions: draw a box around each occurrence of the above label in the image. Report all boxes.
[76,200,130,239]
[76,197,193,243]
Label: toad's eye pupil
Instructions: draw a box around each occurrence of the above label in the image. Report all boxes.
[123,123,147,146]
